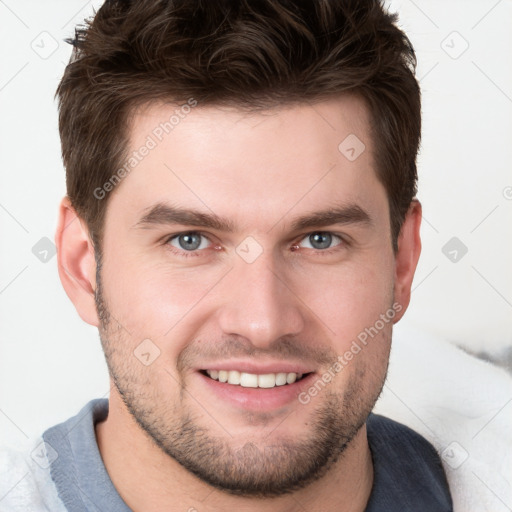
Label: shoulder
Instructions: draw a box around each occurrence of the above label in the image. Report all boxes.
[0,399,109,512]
[367,412,444,464]
[0,439,67,512]
[365,413,453,512]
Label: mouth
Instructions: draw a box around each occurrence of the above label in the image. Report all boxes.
[200,369,312,389]
[195,361,318,411]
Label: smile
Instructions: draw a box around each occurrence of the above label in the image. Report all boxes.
[202,370,310,389]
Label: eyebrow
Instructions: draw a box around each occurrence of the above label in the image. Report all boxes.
[132,202,372,233]
[133,203,236,232]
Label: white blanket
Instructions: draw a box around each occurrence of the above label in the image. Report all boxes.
[0,437,67,511]
[375,324,512,512]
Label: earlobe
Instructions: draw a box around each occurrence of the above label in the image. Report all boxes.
[392,200,422,323]
[55,196,100,327]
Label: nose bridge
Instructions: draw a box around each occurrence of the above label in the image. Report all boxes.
[217,248,305,347]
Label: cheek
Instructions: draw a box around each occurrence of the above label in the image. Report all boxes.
[101,253,227,341]
[293,256,395,346]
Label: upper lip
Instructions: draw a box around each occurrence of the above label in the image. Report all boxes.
[198,360,315,375]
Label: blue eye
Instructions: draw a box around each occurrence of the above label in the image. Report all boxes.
[299,232,343,250]
[167,232,211,252]
[163,230,346,259]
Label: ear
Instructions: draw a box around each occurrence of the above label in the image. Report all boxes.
[55,196,99,327]
[392,199,422,323]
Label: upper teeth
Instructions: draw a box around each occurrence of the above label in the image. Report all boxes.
[205,370,303,388]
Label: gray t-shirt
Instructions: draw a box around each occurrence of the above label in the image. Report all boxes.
[40,399,452,511]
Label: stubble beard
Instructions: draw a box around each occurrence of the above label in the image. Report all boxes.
[94,263,388,497]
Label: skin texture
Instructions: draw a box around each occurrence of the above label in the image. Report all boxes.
[55,95,422,512]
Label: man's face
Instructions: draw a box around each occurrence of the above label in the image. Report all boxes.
[95,96,399,496]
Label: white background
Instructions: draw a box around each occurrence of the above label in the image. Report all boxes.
[1,0,511,446]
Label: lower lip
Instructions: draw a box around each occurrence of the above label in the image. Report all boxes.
[197,371,315,411]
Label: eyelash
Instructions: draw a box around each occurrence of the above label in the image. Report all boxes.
[162,231,349,259]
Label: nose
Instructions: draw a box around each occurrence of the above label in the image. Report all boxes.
[216,252,305,349]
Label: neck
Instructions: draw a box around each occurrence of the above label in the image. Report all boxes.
[96,393,374,512]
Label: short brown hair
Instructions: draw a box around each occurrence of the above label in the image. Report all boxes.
[57,0,420,254]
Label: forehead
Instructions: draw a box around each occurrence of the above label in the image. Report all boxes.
[106,95,387,233]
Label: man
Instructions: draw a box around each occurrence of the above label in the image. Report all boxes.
[0,0,452,510]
